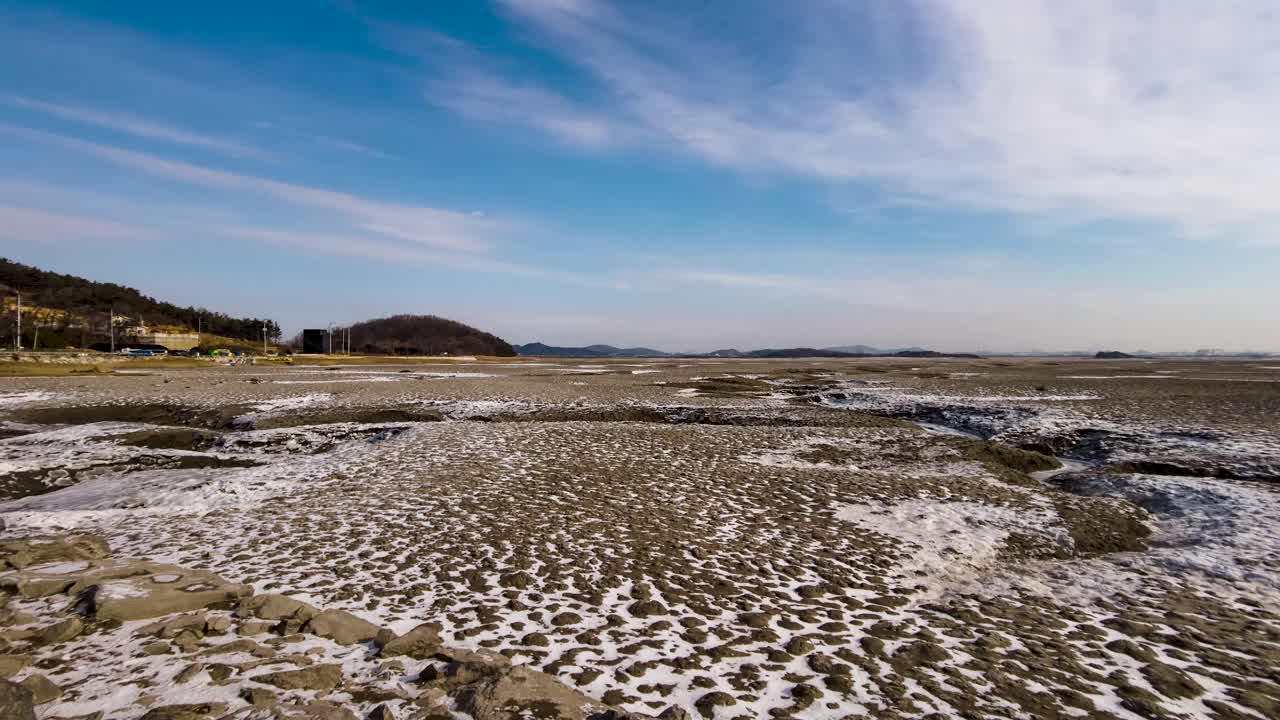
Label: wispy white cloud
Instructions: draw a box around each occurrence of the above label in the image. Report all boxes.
[445,0,1280,243]
[311,134,394,160]
[0,205,153,244]
[385,17,627,148]
[1,94,268,159]
[0,122,501,254]
[249,120,395,160]
[223,227,537,275]
[432,71,626,148]
[0,124,622,285]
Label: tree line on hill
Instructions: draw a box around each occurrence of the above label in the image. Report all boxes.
[0,258,280,349]
[323,314,515,357]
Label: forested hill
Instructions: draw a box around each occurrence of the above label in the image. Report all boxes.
[0,258,280,342]
[348,314,516,357]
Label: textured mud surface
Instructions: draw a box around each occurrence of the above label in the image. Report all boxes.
[1,357,1278,719]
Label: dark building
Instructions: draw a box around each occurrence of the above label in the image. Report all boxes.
[302,329,329,354]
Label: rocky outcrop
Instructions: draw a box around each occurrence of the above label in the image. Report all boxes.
[0,533,651,719]
[0,534,110,570]
[77,561,251,621]
[1,538,250,623]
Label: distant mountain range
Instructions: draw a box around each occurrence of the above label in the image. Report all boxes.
[517,341,1277,360]
[513,343,670,358]
[514,342,979,359]
[824,344,926,355]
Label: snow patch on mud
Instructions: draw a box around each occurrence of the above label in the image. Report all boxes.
[835,498,1067,589]
[273,377,404,384]
[420,398,534,419]
[0,390,64,407]
[0,419,416,530]
[250,393,333,414]
[1051,472,1280,595]
[820,383,1280,480]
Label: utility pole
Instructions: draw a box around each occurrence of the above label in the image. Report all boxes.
[109,309,115,353]
[13,291,20,351]
[262,325,268,354]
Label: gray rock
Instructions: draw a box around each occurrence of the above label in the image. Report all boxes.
[457,665,639,720]
[174,664,205,684]
[0,574,76,599]
[252,663,344,691]
[302,609,382,645]
[73,561,251,621]
[0,654,30,679]
[138,704,228,720]
[0,680,35,720]
[35,617,83,645]
[694,692,736,719]
[139,612,207,639]
[379,623,442,659]
[0,535,110,571]
[292,700,357,720]
[18,674,61,705]
[236,594,319,622]
[240,687,278,708]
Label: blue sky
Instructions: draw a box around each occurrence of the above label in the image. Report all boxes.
[1,0,1277,352]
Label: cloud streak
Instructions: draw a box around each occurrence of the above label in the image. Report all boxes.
[0,122,502,254]
[438,0,1280,244]
[1,94,268,159]
[433,71,624,148]
[0,205,153,244]
[224,227,537,275]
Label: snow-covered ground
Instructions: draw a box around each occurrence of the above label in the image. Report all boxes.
[0,358,1276,719]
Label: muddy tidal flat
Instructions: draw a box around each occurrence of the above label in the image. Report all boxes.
[1,357,1278,720]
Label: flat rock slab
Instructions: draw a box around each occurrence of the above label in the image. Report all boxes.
[379,623,442,659]
[0,535,110,571]
[236,593,319,622]
[251,663,344,691]
[59,560,252,621]
[460,666,641,720]
[303,609,381,645]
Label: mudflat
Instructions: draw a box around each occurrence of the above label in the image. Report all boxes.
[0,357,1277,719]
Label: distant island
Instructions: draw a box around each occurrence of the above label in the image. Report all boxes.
[514,342,981,359]
[513,343,670,358]
[347,315,515,357]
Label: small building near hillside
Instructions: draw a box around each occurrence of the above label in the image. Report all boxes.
[134,333,201,352]
[302,329,329,354]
